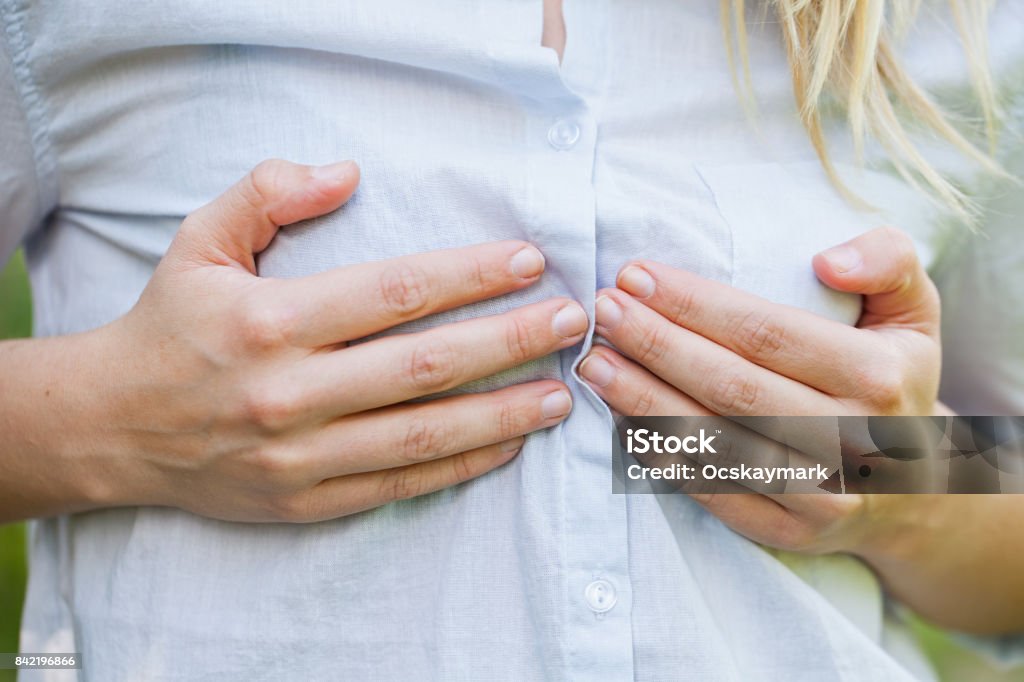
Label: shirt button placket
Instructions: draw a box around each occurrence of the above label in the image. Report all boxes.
[540,0,632,678]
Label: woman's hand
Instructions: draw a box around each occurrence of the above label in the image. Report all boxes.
[0,160,588,523]
[578,226,1024,634]
[577,225,941,551]
[577,224,939,548]
[580,226,941,419]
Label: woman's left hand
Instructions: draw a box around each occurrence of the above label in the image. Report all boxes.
[578,226,943,556]
[580,225,1024,634]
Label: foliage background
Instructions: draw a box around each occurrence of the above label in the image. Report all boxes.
[1,251,30,682]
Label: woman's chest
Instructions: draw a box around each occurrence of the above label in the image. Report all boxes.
[36,0,941,333]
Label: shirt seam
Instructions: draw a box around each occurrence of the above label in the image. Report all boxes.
[692,163,738,290]
[0,0,60,228]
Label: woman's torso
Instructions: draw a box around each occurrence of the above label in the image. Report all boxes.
[6,0,1023,679]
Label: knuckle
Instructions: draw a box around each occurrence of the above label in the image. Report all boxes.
[240,386,303,431]
[266,493,312,523]
[407,337,458,393]
[504,315,536,364]
[251,446,311,489]
[880,226,917,269]
[860,361,907,413]
[822,493,865,524]
[731,311,785,362]
[294,489,334,523]
[689,490,719,509]
[380,466,428,503]
[236,301,291,351]
[250,447,288,476]
[449,451,477,484]
[173,214,217,263]
[634,323,669,366]
[177,213,204,242]
[628,385,658,417]
[667,287,700,325]
[705,366,761,415]
[401,416,449,463]
[379,262,431,318]
[244,159,286,209]
[466,254,491,293]
[496,399,520,441]
[773,516,813,551]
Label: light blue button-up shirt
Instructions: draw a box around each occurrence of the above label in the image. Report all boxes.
[3,1,1024,680]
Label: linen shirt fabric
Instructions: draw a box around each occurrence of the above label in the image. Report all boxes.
[2,0,1024,680]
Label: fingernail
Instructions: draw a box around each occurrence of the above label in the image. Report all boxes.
[541,390,573,419]
[312,160,357,183]
[595,295,623,330]
[552,302,588,339]
[510,245,546,278]
[618,266,655,298]
[500,436,526,453]
[579,354,616,388]
[820,245,862,273]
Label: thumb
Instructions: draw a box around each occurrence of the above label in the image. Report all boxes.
[173,159,360,272]
[812,226,940,335]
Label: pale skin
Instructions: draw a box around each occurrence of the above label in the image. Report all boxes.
[577,229,1024,634]
[544,0,1023,634]
[0,160,589,523]
[2,162,1021,637]
[0,0,1019,637]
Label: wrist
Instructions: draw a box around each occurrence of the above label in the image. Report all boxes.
[87,319,172,510]
[53,321,148,511]
[843,494,946,572]
[0,323,141,519]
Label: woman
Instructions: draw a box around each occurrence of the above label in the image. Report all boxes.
[1,0,1022,679]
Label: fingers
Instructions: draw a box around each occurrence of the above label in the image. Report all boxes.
[176,159,360,272]
[578,346,712,416]
[612,260,878,395]
[578,348,835,494]
[687,493,808,549]
[276,240,549,347]
[300,380,571,478]
[690,491,864,552]
[760,493,864,531]
[813,226,940,336]
[283,439,524,522]
[302,297,588,418]
[593,288,843,416]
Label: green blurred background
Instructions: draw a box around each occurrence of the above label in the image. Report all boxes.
[0,250,1020,680]
[1,250,30,682]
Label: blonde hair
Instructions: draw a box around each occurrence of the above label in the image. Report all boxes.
[722,0,1005,222]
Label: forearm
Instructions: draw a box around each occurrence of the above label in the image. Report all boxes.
[855,494,1024,635]
[0,327,125,521]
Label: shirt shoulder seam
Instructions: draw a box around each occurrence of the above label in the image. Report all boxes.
[0,0,60,226]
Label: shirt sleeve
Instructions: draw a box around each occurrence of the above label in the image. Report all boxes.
[0,14,55,266]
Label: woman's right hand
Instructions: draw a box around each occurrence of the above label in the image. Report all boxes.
[39,160,587,522]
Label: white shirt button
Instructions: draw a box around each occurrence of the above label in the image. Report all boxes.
[584,579,617,613]
[548,119,581,151]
